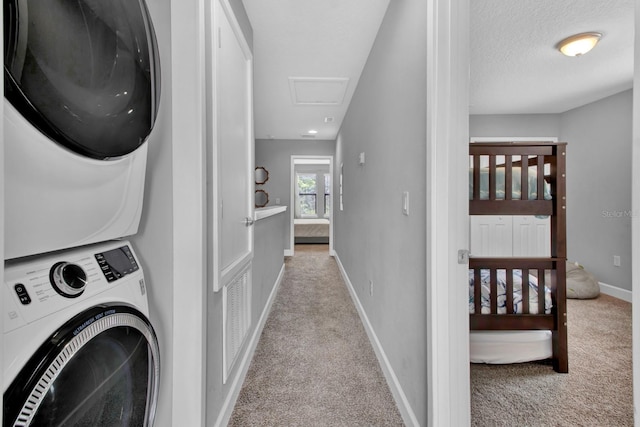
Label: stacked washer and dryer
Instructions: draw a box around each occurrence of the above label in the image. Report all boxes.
[3,0,162,425]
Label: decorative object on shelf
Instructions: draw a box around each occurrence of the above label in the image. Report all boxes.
[255,189,269,208]
[255,166,269,185]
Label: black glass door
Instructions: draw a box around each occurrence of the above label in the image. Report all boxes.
[4,0,160,159]
[3,305,160,427]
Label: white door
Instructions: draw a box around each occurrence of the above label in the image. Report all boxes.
[208,0,254,383]
[209,0,254,292]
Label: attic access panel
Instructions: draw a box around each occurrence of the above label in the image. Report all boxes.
[288,77,349,105]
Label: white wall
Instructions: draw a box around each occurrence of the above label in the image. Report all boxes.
[334,0,428,423]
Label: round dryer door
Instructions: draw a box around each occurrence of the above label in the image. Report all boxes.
[3,305,160,427]
[4,0,160,159]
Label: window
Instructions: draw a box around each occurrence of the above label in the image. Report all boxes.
[297,173,317,217]
[324,173,331,217]
[295,170,331,219]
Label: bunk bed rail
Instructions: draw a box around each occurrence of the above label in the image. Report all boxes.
[469,257,563,330]
[469,142,566,216]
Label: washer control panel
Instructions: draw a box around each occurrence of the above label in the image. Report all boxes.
[3,240,143,333]
[95,245,139,282]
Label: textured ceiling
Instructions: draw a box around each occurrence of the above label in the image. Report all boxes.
[242,0,390,141]
[470,0,634,114]
[243,0,634,140]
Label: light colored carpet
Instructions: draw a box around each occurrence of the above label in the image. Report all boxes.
[229,244,633,426]
[229,244,405,426]
[471,293,633,426]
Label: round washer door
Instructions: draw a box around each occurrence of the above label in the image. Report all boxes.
[3,305,160,427]
[4,0,160,159]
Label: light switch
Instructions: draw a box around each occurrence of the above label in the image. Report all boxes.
[402,191,409,216]
[359,152,365,165]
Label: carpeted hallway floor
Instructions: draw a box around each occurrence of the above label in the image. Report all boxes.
[228,244,405,426]
[229,244,633,426]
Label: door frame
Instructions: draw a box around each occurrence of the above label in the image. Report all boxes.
[289,155,334,256]
[632,2,639,421]
[426,0,470,425]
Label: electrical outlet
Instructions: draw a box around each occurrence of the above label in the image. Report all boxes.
[369,280,373,296]
[613,255,621,267]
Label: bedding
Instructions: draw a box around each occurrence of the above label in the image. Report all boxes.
[469,269,552,315]
[469,166,552,200]
[294,218,330,243]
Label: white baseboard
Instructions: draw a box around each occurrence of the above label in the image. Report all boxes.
[334,253,419,427]
[214,263,286,427]
[284,249,293,257]
[598,282,632,303]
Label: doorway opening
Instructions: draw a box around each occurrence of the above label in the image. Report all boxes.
[290,155,334,256]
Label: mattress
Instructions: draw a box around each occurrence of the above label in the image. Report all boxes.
[469,269,552,314]
[294,218,330,237]
[470,330,553,364]
[469,166,552,200]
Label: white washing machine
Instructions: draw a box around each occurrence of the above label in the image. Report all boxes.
[4,0,161,260]
[2,240,160,426]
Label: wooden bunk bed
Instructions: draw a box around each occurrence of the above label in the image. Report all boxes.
[468,142,568,373]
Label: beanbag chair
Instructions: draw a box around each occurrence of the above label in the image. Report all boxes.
[566,261,600,299]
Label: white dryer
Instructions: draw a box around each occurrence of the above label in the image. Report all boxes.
[3,240,160,426]
[4,0,161,259]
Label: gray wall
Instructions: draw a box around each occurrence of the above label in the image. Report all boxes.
[255,139,336,251]
[252,212,287,318]
[228,0,253,52]
[560,90,633,290]
[469,89,633,290]
[469,114,560,138]
[333,0,427,423]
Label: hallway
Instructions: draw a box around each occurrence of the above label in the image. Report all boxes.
[229,245,404,426]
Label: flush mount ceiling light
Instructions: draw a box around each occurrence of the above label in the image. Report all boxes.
[557,32,602,57]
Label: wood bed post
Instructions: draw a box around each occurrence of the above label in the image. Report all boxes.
[551,143,568,373]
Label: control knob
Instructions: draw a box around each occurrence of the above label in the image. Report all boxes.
[50,262,88,298]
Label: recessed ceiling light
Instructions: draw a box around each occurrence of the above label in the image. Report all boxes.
[308,130,318,134]
[557,32,602,57]
[324,117,334,123]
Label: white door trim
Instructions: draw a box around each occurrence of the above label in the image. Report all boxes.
[289,155,335,256]
[631,2,639,423]
[171,0,207,425]
[426,0,470,425]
